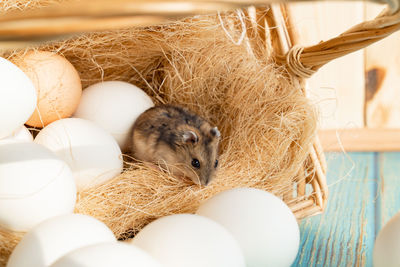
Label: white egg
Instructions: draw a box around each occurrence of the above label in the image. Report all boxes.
[34,118,123,191]
[0,142,76,232]
[0,57,37,139]
[131,214,245,267]
[196,187,300,267]
[73,81,154,152]
[7,214,116,267]
[373,211,400,267]
[50,242,163,267]
[0,126,33,144]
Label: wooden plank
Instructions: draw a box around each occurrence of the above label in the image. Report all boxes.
[294,152,377,266]
[377,153,400,229]
[364,3,400,128]
[319,129,400,152]
[287,2,365,129]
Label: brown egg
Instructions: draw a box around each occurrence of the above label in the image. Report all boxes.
[13,51,82,128]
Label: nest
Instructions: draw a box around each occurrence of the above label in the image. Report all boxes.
[0,4,317,265]
[0,0,62,13]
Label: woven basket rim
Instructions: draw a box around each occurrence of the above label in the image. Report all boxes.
[0,0,399,79]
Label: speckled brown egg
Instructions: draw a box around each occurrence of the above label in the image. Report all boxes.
[13,51,82,127]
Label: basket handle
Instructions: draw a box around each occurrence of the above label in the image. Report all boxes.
[275,0,400,78]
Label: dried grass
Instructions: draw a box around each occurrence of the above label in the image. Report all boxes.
[0,0,63,13]
[0,4,317,265]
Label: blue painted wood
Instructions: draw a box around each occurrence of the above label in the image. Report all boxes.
[293,152,377,267]
[377,153,400,227]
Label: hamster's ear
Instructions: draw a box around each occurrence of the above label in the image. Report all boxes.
[210,127,221,138]
[182,131,198,144]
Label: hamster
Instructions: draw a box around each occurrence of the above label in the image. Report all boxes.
[132,104,220,186]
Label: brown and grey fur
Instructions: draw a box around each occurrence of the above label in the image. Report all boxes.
[132,104,220,186]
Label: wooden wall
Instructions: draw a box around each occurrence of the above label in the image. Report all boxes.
[286,2,400,151]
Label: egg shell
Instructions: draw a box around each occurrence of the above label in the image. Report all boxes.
[0,57,37,138]
[131,214,246,267]
[73,81,154,152]
[0,142,76,232]
[0,126,33,144]
[7,214,116,267]
[50,242,163,267]
[34,118,123,191]
[196,187,300,267]
[13,51,82,127]
[373,211,400,267]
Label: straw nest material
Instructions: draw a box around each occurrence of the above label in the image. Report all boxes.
[0,2,318,265]
[0,0,62,12]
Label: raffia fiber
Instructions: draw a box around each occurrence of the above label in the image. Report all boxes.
[0,0,63,13]
[0,3,318,265]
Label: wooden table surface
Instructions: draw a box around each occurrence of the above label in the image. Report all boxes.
[293,152,400,267]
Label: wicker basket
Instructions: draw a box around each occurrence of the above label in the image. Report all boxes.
[0,0,335,220]
[1,0,399,258]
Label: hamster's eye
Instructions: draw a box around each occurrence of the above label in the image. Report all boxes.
[214,159,219,168]
[191,159,200,169]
